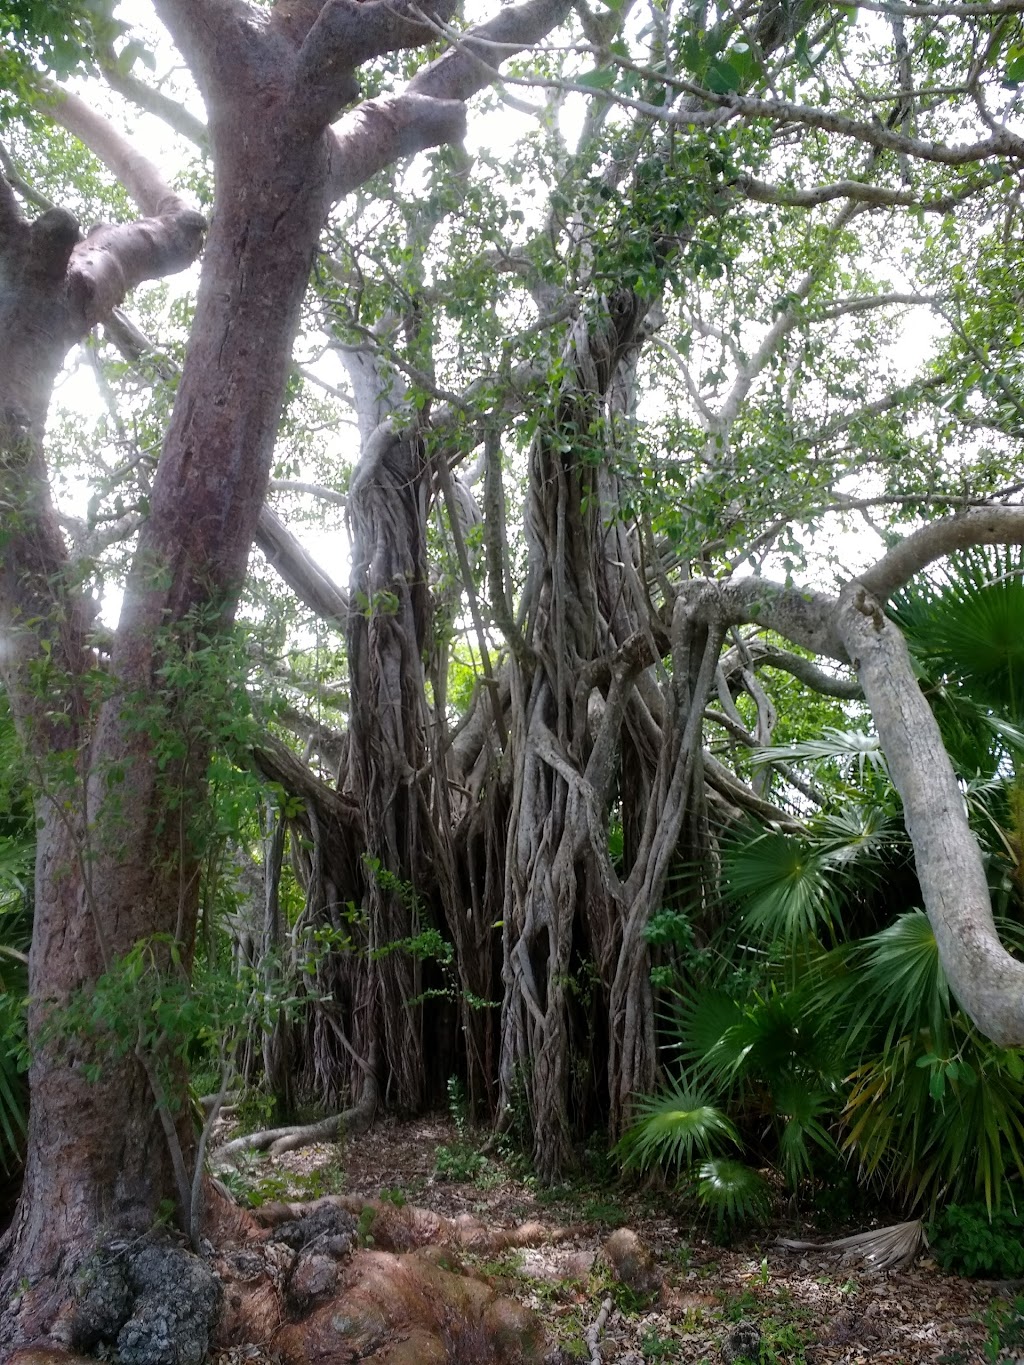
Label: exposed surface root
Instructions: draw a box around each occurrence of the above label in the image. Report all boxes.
[585,1295,613,1364]
[216,1095,375,1160]
[208,1196,553,1363]
[254,1194,573,1255]
[3,1237,223,1365]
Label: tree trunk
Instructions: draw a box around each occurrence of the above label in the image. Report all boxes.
[345,424,433,1109]
[0,108,333,1352]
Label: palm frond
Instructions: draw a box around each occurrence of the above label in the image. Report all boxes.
[696,1158,773,1228]
[668,988,746,1081]
[815,805,900,870]
[856,910,949,1049]
[842,1026,1024,1213]
[752,728,887,783]
[772,1075,841,1186]
[722,828,841,947]
[617,1082,738,1175]
[778,1219,925,1271]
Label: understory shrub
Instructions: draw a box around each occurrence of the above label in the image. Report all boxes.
[929,1201,1024,1279]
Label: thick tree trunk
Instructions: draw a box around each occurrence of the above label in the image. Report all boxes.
[0,110,333,1352]
[345,427,433,1110]
[0,813,183,1342]
[837,577,1024,1044]
[499,298,658,1177]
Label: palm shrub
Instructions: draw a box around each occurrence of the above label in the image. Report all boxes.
[625,817,1024,1216]
[615,1078,775,1229]
[825,910,1024,1212]
[618,812,880,1221]
[623,548,1024,1216]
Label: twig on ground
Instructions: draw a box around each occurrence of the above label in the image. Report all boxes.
[586,1295,614,1364]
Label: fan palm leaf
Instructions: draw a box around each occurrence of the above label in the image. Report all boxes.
[854,910,949,1050]
[753,727,888,784]
[721,826,841,947]
[696,1158,773,1228]
[772,1075,841,1185]
[616,1081,739,1175]
[893,546,1024,714]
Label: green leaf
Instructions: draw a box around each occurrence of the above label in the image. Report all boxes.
[577,67,616,90]
[616,1081,738,1174]
[706,59,742,94]
[696,1158,773,1227]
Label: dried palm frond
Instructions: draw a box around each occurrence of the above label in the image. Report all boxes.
[777,1218,925,1272]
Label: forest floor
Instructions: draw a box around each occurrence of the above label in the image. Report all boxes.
[210,1112,1017,1364]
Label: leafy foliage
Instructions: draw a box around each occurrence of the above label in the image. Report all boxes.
[0,0,124,120]
[615,1082,738,1175]
[721,827,841,947]
[930,1202,1024,1279]
[695,1158,773,1230]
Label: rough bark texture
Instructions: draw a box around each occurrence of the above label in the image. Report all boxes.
[6,1,1024,1352]
[0,170,207,1346]
[345,421,435,1110]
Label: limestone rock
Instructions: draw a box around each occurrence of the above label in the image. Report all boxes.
[721,1317,761,1364]
[602,1228,662,1297]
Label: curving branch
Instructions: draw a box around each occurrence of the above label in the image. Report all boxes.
[858,504,1024,600]
[500,68,1024,168]
[297,0,459,122]
[836,581,1024,1045]
[722,640,863,698]
[715,577,848,661]
[732,170,999,213]
[329,95,468,198]
[855,0,1024,16]
[0,139,55,212]
[38,82,192,218]
[409,0,573,102]
[255,505,350,632]
[150,0,270,103]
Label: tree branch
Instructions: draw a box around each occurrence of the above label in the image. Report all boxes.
[856,0,1024,17]
[150,0,267,103]
[835,581,1024,1046]
[408,0,574,102]
[255,505,350,632]
[713,578,847,661]
[297,0,459,122]
[858,505,1024,600]
[97,45,209,148]
[0,139,55,212]
[329,95,468,199]
[722,640,863,698]
[39,83,188,218]
[732,171,999,213]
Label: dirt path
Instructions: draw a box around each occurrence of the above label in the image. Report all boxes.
[210,1114,1010,1363]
